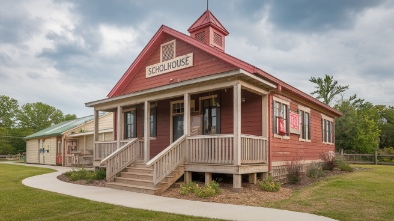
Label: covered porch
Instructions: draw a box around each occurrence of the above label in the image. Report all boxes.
[88,69,275,191]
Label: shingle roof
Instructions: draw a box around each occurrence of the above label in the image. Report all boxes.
[24,115,94,140]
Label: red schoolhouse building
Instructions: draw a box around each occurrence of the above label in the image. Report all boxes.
[86,10,341,194]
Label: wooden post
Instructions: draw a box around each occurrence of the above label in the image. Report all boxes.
[233,174,242,192]
[374,149,378,165]
[205,172,212,184]
[117,106,122,149]
[233,83,242,166]
[185,171,192,183]
[184,94,190,162]
[144,101,150,163]
[249,173,257,184]
[93,110,99,142]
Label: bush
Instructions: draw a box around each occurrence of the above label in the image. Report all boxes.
[286,159,303,184]
[258,176,281,192]
[179,181,221,198]
[321,152,336,171]
[306,163,326,179]
[335,156,353,172]
[64,167,106,183]
[179,182,199,195]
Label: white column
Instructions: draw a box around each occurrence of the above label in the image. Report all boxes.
[94,110,99,142]
[117,106,122,149]
[144,101,150,162]
[233,83,242,166]
[184,93,190,136]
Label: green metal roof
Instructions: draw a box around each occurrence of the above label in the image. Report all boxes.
[24,115,94,140]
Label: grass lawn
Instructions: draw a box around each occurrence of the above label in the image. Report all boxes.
[263,165,394,221]
[0,164,217,221]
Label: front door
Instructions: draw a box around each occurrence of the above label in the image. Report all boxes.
[173,115,184,141]
[56,141,62,165]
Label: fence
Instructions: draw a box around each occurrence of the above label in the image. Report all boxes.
[342,150,394,165]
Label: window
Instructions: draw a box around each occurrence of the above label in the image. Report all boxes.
[142,106,157,137]
[273,98,289,137]
[201,96,220,134]
[213,32,222,46]
[322,115,334,144]
[299,109,311,141]
[195,31,205,43]
[160,40,175,62]
[124,110,137,139]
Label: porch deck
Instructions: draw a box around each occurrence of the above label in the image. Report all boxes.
[94,134,268,195]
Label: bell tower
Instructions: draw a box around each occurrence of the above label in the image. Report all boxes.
[188,10,229,52]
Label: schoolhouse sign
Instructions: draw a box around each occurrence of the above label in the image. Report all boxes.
[146,53,194,78]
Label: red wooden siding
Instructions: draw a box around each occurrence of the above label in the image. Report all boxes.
[269,93,335,162]
[119,35,236,95]
[241,90,262,136]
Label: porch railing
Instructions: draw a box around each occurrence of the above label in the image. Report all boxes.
[146,135,186,185]
[241,134,268,164]
[94,141,129,161]
[186,134,234,164]
[100,138,140,181]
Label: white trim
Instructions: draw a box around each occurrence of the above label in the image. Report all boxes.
[298,105,311,142]
[85,69,276,108]
[321,114,334,121]
[273,96,290,106]
[67,129,113,137]
[170,100,184,143]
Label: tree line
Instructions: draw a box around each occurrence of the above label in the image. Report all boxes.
[310,75,394,154]
[0,95,77,155]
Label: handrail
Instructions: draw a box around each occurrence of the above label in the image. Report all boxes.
[101,138,140,181]
[187,134,234,139]
[147,135,186,185]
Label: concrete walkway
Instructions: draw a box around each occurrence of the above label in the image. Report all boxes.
[15,163,335,221]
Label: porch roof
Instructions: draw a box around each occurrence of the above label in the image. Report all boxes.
[85,69,275,108]
[67,128,113,137]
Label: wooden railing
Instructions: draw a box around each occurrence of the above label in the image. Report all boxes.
[146,135,186,185]
[94,141,130,161]
[101,138,140,181]
[241,134,268,164]
[186,134,234,164]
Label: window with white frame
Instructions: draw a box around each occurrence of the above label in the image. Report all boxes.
[322,115,334,144]
[124,109,137,139]
[273,97,289,136]
[142,106,157,137]
[160,40,175,62]
[299,106,311,141]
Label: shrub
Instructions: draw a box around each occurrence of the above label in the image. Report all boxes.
[258,176,281,192]
[179,181,221,198]
[179,182,198,195]
[335,156,353,172]
[286,159,303,184]
[64,167,106,182]
[321,151,336,171]
[306,163,326,179]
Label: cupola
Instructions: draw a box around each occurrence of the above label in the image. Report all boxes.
[188,10,229,52]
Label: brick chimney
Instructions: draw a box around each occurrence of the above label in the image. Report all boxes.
[188,10,229,52]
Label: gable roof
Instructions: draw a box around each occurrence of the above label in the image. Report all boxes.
[188,10,229,35]
[106,25,341,117]
[24,115,94,140]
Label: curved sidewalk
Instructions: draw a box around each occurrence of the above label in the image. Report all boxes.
[20,163,336,221]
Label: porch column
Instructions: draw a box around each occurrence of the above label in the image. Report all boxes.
[144,101,150,162]
[233,83,242,166]
[94,110,99,142]
[184,93,190,136]
[117,106,122,149]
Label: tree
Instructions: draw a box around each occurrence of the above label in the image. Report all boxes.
[17,102,66,132]
[310,75,349,106]
[0,95,19,128]
[334,96,380,153]
[375,105,394,148]
[64,114,77,121]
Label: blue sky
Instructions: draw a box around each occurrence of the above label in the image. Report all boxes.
[1,0,393,117]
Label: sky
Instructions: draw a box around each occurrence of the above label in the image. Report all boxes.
[1,0,394,117]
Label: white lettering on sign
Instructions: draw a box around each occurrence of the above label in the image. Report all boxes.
[146,53,193,78]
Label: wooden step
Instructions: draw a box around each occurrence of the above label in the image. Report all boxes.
[106,182,160,195]
[124,167,153,174]
[119,172,153,181]
[114,177,165,187]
